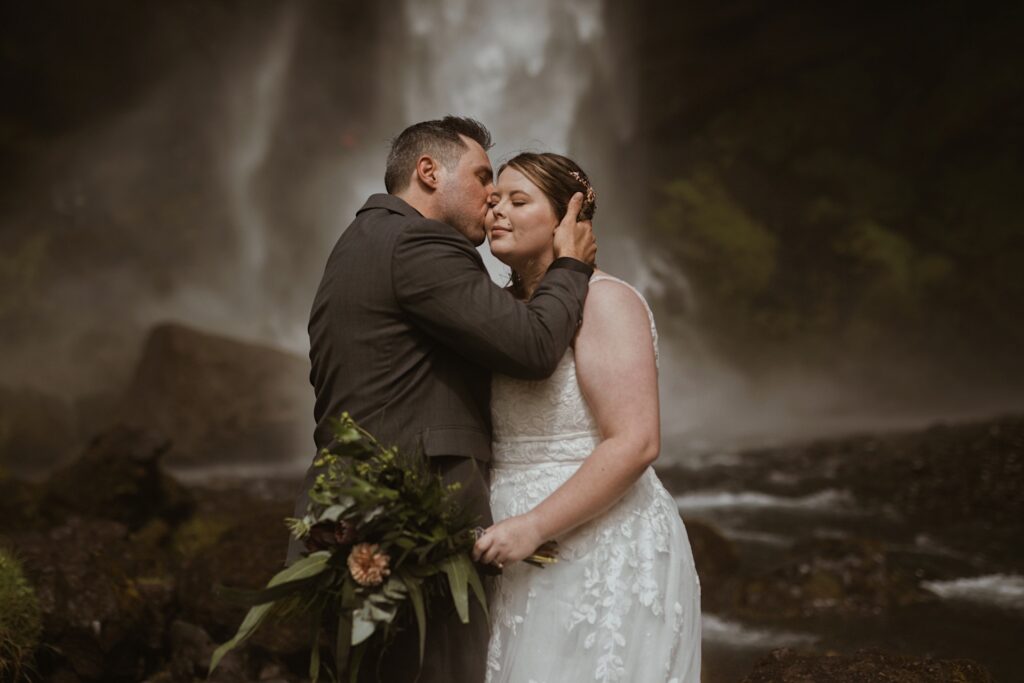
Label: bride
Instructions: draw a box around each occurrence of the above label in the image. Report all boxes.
[472,152,702,683]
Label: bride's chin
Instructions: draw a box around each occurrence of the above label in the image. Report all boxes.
[488,243,517,265]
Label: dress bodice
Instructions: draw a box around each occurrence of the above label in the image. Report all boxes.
[490,274,659,466]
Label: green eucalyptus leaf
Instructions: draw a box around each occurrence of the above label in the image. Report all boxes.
[382,577,407,601]
[320,503,354,521]
[351,606,377,645]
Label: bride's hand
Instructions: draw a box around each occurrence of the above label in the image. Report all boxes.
[472,514,545,568]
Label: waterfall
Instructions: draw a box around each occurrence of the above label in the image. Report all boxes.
[400,0,604,154]
[397,0,608,281]
[221,5,300,283]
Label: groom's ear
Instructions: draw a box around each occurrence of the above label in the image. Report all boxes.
[414,155,441,191]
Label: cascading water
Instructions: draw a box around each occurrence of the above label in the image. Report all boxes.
[396,0,613,281]
[400,0,604,154]
[221,5,299,278]
[219,4,301,341]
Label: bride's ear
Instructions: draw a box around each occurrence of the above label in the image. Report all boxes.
[415,155,441,190]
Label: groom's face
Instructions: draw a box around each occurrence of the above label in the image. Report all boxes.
[436,136,495,245]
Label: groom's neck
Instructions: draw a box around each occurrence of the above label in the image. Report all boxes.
[393,189,440,221]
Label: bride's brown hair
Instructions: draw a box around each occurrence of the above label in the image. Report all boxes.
[498,152,597,221]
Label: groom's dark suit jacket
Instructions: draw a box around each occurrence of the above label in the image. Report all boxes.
[287,193,590,682]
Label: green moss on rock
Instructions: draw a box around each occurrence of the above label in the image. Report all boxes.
[170,515,233,562]
[0,546,42,682]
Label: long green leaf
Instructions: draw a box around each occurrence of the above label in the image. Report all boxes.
[466,560,489,620]
[309,600,325,683]
[208,552,331,675]
[213,572,322,607]
[310,637,320,683]
[402,574,427,664]
[208,602,271,675]
[335,578,355,679]
[439,555,470,623]
[268,551,332,585]
[348,642,367,683]
[335,609,352,682]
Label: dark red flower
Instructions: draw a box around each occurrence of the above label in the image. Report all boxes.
[334,519,358,545]
[304,521,341,552]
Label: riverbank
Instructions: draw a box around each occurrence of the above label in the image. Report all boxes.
[2,413,1017,681]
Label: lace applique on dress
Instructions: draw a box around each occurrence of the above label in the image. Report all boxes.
[485,273,701,683]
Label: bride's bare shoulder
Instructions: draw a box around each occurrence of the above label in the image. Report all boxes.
[581,271,650,334]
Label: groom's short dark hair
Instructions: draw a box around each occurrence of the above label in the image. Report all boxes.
[385,116,493,193]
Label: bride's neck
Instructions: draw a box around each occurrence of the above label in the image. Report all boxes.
[511,254,554,300]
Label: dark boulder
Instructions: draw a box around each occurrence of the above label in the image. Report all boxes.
[741,647,993,682]
[735,537,935,619]
[116,322,313,469]
[9,516,177,681]
[40,425,195,531]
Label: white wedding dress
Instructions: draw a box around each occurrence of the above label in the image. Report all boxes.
[485,273,702,683]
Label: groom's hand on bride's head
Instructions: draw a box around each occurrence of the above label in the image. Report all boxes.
[553,192,597,267]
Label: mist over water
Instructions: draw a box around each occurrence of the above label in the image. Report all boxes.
[1,0,1020,462]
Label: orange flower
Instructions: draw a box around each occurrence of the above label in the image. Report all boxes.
[347,543,391,586]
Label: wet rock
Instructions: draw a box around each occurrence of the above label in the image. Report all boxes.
[176,499,309,657]
[684,517,740,582]
[835,414,1024,566]
[117,323,313,469]
[40,426,195,531]
[9,516,176,681]
[164,619,248,683]
[741,646,993,682]
[735,537,935,619]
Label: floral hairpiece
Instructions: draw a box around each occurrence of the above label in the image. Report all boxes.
[569,170,597,206]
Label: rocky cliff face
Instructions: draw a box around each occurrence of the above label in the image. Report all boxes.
[1,321,316,478]
[117,322,314,470]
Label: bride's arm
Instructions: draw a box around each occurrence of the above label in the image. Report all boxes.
[473,280,660,566]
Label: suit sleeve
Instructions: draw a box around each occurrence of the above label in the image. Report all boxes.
[392,219,590,379]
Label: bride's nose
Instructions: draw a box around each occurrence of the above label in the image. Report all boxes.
[491,198,507,218]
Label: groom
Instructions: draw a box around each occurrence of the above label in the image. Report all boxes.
[286,116,596,682]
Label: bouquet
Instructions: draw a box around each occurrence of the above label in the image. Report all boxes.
[208,413,493,682]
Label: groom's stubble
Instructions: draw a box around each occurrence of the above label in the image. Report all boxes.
[434,137,495,246]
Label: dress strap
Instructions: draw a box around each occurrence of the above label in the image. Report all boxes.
[588,273,660,367]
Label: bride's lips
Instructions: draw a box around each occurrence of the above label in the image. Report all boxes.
[490,226,511,238]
